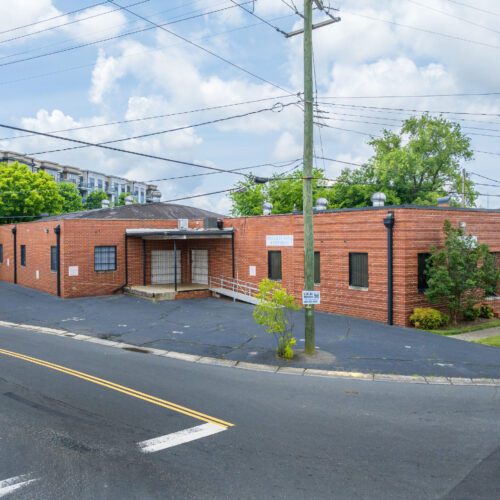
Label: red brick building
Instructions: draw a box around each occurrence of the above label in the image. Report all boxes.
[0,203,499,327]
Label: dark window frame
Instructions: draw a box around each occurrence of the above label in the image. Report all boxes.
[94,246,117,272]
[418,253,432,292]
[349,252,368,289]
[314,251,320,285]
[268,251,282,281]
[50,246,58,273]
[20,245,26,267]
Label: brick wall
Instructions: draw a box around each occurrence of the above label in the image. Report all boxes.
[1,207,499,327]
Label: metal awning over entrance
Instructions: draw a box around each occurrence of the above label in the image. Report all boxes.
[124,228,235,293]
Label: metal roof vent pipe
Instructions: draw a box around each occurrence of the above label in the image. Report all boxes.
[101,199,110,209]
[371,192,386,207]
[125,195,134,205]
[315,197,328,211]
[263,201,273,216]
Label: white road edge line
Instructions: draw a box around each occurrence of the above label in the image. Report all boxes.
[0,475,38,498]
[138,423,226,453]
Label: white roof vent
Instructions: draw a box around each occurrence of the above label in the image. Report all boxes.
[315,197,328,211]
[371,192,386,207]
[101,199,110,209]
[178,218,189,230]
[263,201,273,216]
[125,195,135,205]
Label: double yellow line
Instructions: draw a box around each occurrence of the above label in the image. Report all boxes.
[0,347,233,429]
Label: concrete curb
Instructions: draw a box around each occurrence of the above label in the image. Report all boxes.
[1,320,499,386]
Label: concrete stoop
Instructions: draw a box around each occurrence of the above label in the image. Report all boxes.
[124,286,176,301]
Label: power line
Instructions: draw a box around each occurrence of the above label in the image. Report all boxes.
[0,12,296,88]
[229,1,288,35]
[316,101,500,118]
[0,0,112,36]
[0,94,294,142]
[318,91,500,99]
[406,0,500,36]
[108,0,295,95]
[342,9,500,51]
[0,2,254,68]
[27,102,293,156]
[445,0,500,18]
[469,172,500,185]
[0,0,149,46]
[0,121,253,177]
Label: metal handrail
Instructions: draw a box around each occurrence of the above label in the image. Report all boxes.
[209,276,259,298]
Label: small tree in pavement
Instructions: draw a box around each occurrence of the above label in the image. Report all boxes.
[253,279,299,359]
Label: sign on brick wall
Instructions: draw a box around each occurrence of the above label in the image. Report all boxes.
[266,235,294,247]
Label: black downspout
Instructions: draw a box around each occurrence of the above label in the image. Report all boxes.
[383,212,395,325]
[173,240,178,292]
[124,234,129,287]
[54,225,61,297]
[142,239,147,286]
[11,226,17,284]
[231,231,235,279]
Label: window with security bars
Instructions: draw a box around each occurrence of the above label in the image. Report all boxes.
[0,244,3,263]
[268,251,282,280]
[20,245,26,267]
[314,251,320,284]
[418,253,431,292]
[50,246,58,272]
[349,252,368,288]
[94,246,116,271]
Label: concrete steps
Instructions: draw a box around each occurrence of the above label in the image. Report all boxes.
[124,287,176,301]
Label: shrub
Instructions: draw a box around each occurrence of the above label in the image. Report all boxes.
[478,304,494,319]
[463,306,481,322]
[253,279,299,359]
[410,307,449,330]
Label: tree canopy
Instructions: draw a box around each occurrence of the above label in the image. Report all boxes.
[0,161,63,222]
[229,115,476,215]
[85,190,109,210]
[115,192,137,207]
[58,182,84,213]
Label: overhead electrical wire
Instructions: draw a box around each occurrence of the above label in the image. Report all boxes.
[0,12,296,88]
[0,121,254,177]
[0,2,255,68]
[107,0,296,96]
[0,0,113,36]
[406,0,500,36]
[341,9,500,51]
[0,0,149,46]
[0,94,295,142]
[318,91,500,99]
[445,0,500,18]
[27,102,293,156]
[229,0,288,36]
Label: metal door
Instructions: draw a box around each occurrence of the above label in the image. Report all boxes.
[151,250,181,284]
[191,249,208,284]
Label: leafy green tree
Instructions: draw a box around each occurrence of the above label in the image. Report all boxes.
[425,220,499,324]
[230,168,330,216]
[0,161,63,222]
[333,114,476,207]
[85,190,109,209]
[253,279,299,359]
[114,192,136,207]
[58,182,83,213]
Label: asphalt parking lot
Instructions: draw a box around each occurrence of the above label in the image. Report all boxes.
[1,281,500,378]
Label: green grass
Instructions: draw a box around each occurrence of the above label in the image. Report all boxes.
[475,335,500,347]
[427,318,500,336]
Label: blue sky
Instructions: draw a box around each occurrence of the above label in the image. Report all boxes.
[1,0,499,212]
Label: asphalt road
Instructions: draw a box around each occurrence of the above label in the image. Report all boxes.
[1,325,500,499]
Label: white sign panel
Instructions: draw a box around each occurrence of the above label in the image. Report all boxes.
[302,290,320,305]
[35,270,40,280]
[68,266,79,277]
[249,266,256,277]
[266,235,294,247]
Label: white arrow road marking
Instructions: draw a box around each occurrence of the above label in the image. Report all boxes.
[0,475,38,498]
[138,423,227,453]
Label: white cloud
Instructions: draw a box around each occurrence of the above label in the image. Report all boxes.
[273,131,302,160]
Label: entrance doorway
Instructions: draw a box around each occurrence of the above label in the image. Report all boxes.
[191,249,208,284]
[151,250,181,284]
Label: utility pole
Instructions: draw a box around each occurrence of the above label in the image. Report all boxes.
[303,0,315,355]
[462,167,466,207]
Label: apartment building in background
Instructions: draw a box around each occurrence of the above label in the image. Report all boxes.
[0,150,161,204]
